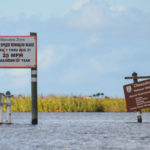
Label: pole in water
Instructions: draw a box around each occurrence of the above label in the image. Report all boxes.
[6,91,12,124]
[137,110,142,123]
[132,72,142,123]
[0,93,4,124]
[31,32,38,125]
[31,68,38,124]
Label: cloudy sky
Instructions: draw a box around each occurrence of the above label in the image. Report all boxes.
[0,0,150,97]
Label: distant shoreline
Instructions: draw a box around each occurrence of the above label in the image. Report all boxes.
[3,96,150,112]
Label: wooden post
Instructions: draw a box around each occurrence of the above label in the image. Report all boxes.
[132,72,142,123]
[30,32,38,125]
[6,91,12,124]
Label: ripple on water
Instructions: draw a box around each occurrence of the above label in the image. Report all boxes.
[0,112,150,150]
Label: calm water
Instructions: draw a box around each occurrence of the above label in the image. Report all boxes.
[0,112,150,150]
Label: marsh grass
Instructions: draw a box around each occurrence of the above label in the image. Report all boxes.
[3,95,150,112]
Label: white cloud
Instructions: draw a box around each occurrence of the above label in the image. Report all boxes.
[64,0,89,15]
[38,47,55,70]
[8,69,30,77]
[0,11,10,18]
[64,1,109,30]
[59,70,85,85]
[38,46,67,70]
[0,70,6,77]
[11,75,30,89]
[86,34,100,46]
[110,5,126,12]
[0,69,30,78]
[71,0,89,10]
[8,69,30,89]
[0,69,30,91]
[89,59,103,72]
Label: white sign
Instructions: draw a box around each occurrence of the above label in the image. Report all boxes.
[0,36,37,68]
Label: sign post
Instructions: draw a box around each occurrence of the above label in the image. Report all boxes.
[30,33,38,125]
[0,33,38,125]
[132,72,142,123]
[124,72,150,123]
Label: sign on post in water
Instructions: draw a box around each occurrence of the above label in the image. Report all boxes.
[123,79,150,112]
[0,34,38,125]
[0,36,37,68]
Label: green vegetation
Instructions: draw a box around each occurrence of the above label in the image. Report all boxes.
[3,95,150,112]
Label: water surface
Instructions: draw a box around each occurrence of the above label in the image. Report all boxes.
[0,112,150,150]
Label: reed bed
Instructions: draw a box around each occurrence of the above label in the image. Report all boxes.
[3,95,150,112]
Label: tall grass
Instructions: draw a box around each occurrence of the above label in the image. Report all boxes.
[3,95,150,112]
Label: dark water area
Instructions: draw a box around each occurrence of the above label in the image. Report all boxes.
[0,112,150,150]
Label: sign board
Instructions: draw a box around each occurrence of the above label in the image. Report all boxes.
[123,79,150,112]
[0,36,37,68]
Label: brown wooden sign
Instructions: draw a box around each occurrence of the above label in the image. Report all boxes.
[123,79,150,112]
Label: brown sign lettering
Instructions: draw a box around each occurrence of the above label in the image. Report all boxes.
[123,79,150,112]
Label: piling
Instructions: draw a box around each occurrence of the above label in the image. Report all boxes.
[5,91,12,124]
[30,32,38,125]
[132,72,142,123]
